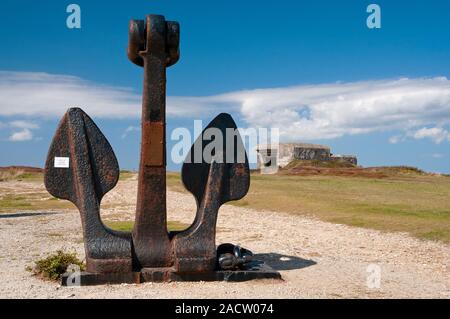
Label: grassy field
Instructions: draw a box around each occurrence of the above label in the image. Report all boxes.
[0,170,133,213]
[104,220,188,232]
[167,171,450,243]
[2,167,450,243]
[0,168,74,212]
[0,193,74,212]
[0,169,188,233]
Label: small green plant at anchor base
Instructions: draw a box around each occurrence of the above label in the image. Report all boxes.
[27,250,85,281]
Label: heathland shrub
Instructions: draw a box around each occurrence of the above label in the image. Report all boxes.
[29,250,85,280]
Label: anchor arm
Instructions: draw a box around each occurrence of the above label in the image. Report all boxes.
[173,113,250,272]
[44,108,132,273]
[172,160,225,272]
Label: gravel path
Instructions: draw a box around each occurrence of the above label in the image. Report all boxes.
[0,178,449,298]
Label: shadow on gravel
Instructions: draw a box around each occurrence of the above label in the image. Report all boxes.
[0,212,59,219]
[254,253,316,271]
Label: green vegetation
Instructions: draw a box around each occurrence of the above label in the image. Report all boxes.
[0,195,32,210]
[4,166,450,243]
[0,167,73,213]
[167,170,450,243]
[370,166,426,175]
[0,193,74,213]
[283,159,356,169]
[28,250,85,281]
[167,172,187,193]
[47,232,64,238]
[0,169,43,182]
[105,220,189,232]
[119,170,135,181]
[0,168,135,182]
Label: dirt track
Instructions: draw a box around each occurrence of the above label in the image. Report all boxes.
[0,178,449,298]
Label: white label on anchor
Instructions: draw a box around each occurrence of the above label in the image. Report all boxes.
[54,157,70,168]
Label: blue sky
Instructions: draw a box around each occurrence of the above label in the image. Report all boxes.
[0,0,450,172]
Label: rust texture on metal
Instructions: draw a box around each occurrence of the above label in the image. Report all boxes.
[45,14,281,285]
[44,108,132,274]
[132,15,174,268]
[142,122,164,166]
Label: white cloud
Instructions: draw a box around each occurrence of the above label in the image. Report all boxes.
[388,135,404,144]
[215,77,450,141]
[431,153,444,159]
[0,71,141,119]
[9,120,39,130]
[409,127,450,144]
[8,128,33,141]
[121,125,140,139]
[174,77,450,141]
[0,119,40,142]
[3,71,450,142]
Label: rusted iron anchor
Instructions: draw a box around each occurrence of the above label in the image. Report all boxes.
[44,14,281,285]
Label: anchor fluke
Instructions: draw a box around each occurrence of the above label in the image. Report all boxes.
[45,107,132,275]
[45,107,119,205]
[181,113,250,206]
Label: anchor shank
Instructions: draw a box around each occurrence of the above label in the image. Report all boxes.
[133,15,171,267]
